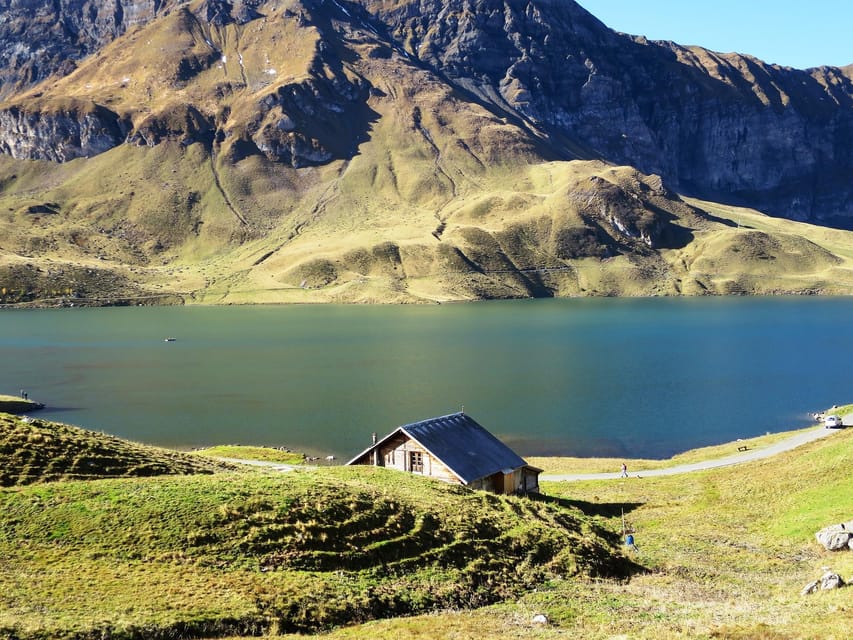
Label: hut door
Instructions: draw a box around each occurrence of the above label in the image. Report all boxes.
[503,472,516,495]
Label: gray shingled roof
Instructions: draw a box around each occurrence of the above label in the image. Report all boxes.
[400,412,527,484]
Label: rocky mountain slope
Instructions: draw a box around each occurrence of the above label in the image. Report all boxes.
[0,0,851,305]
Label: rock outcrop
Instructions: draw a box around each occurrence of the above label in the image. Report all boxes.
[358,0,853,225]
[0,0,850,225]
[245,64,372,167]
[0,101,129,162]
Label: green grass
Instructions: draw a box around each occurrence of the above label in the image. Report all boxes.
[530,405,852,475]
[271,428,853,640]
[0,413,234,485]
[0,468,629,639]
[528,425,821,475]
[2,414,851,639]
[193,445,304,465]
[531,428,853,639]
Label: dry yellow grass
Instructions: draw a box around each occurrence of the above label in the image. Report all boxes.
[3,5,853,307]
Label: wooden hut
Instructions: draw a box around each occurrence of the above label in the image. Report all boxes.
[346,412,541,495]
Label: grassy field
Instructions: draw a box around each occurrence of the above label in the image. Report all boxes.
[0,414,850,638]
[0,468,628,638]
[527,424,822,475]
[529,406,853,476]
[193,445,305,465]
[268,428,853,640]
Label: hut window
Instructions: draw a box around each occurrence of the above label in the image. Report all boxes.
[409,451,423,473]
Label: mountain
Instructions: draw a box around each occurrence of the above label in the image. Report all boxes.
[0,0,851,305]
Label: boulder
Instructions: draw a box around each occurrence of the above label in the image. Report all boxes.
[815,521,853,551]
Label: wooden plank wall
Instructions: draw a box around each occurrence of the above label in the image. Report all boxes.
[352,435,543,495]
[379,436,459,484]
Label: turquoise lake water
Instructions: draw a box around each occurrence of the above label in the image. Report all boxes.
[1,297,850,459]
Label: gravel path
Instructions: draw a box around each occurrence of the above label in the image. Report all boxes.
[214,419,848,483]
[540,423,846,482]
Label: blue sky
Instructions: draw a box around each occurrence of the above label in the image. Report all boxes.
[577,1,852,69]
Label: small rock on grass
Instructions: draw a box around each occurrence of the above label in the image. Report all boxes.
[802,571,846,596]
[820,571,845,591]
[801,580,819,596]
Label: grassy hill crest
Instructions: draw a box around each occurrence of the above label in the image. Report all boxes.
[0,412,234,485]
[0,413,850,638]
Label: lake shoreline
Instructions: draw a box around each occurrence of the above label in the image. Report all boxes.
[5,298,852,460]
[0,394,44,414]
[1,289,840,311]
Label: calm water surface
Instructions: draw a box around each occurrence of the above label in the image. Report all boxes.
[1,298,850,459]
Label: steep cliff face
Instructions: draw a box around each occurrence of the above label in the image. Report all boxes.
[357,0,853,225]
[0,0,174,100]
[0,100,129,161]
[0,0,849,226]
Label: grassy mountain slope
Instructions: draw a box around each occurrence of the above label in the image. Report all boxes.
[0,0,852,305]
[0,466,630,638]
[0,413,234,485]
[0,418,849,639]
[279,428,853,639]
[5,148,853,305]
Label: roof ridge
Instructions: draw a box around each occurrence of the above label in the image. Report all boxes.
[402,411,465,429]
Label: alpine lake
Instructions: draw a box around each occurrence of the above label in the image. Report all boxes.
[2,296,850,460]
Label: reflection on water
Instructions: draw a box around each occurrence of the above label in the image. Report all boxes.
[2,297,851,459]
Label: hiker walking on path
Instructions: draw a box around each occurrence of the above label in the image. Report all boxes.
[621,462,628,478]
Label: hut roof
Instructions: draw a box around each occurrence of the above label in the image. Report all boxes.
[347,412,529,484]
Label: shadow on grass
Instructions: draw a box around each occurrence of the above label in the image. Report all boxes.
[533,493,644,519]
[531,494,649,576]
